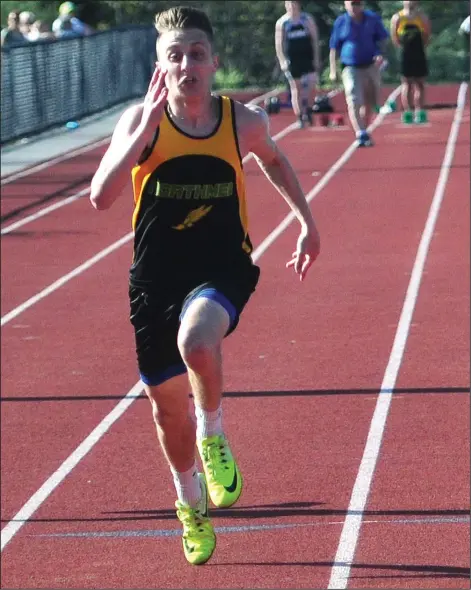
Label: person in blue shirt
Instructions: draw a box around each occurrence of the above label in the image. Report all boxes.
[329,0,389,146]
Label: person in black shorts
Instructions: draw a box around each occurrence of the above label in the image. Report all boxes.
[391,1,431,124]
[275,1,321,127]
[90,5,320,566]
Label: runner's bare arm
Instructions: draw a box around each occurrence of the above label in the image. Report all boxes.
[275,18,288,71]
[91,64,168,210]
[238,104,317,233]
[237,103,320,277]
[90,104,151,210]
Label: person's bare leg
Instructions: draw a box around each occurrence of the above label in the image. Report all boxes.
[178,296,243,508]
[304,73,317,125]
[401,78,414,111]
[306,79,316,110]
[178,297,230,414]
[415,77,426,109]
[288,78,304,126]
[144,373,202,507]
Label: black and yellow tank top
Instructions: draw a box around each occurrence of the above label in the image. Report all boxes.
[396,10,427,53]
[129,95,254,288]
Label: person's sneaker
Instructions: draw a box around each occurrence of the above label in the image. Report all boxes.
[402,110,414,124]
[175,474,216,565]
[197,434,243,508]
[357,130,374,147]
[415,109,428,124]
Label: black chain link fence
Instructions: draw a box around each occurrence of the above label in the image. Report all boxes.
[1,25,157,145]
[1,12,468,145]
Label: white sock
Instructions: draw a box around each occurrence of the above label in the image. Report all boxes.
[171,463,201,508]
[195,404,223,440]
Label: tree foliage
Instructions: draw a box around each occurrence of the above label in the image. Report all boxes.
[2,1,469,85]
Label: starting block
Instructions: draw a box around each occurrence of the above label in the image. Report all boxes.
[264,96,281,114]
[330,114,345,127]
[311,113,345,127]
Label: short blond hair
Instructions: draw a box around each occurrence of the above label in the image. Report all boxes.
[155,6,214,44]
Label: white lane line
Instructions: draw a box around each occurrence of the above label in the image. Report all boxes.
[1,188,90,236]
[0,233,134,327]
[0,89,290,236]
[0,87,397,551]
[254,86,401,258]
[0,381,143,552]
[0,122,296,326]
[0,137,111,186]
[327,81,468,590]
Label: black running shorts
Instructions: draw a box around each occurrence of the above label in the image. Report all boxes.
[129,266,260,387]
[287,59,316,81]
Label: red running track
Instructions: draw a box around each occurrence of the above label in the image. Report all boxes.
[1,84,469,589]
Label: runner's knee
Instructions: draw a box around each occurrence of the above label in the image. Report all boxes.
[178,327,220,373]
[178,299,228,371]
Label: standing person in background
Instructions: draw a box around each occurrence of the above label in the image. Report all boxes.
[275,1,321,128]
[329,0,389,147]
[1,11,26,48]
[18,11,36,40]
[391,1,431,124]
[52,2,92,37]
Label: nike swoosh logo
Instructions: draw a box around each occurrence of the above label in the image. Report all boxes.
[183,539,195,553]
[224,468,239,493]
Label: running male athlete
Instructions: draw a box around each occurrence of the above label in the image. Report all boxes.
[90,6,320,566]
[275,0,321,128]
[391,1,431,124]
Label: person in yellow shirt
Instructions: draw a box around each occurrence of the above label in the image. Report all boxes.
[391,1,431,124]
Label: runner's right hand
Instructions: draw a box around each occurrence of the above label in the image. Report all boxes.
[140,63,168,130]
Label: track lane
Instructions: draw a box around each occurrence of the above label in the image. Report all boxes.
[0,109,360,525]
[1,94,459,589]
[0,114,296,315]
[348,110,470,590]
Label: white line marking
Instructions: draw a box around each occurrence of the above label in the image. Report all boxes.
[0,381,143,552]
[0,137,111,186]
[327,81,468,590]
[254,87,401,259]
[0,89,291,235]
[0,87,398,551]
[0,233,134,327]
[1,188,90,236]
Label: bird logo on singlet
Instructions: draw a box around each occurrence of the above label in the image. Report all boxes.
[172,205,213,230]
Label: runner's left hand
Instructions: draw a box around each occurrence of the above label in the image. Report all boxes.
[286,225,321,282]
